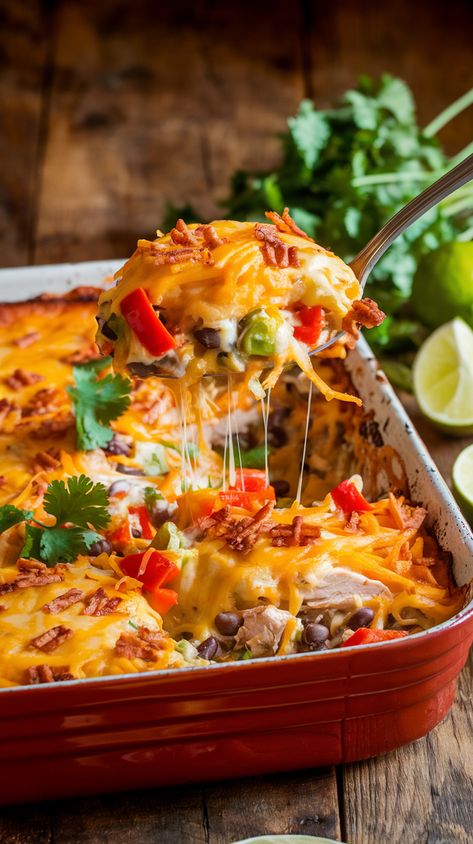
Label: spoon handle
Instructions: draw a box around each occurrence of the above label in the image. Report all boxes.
[349,153,473,286]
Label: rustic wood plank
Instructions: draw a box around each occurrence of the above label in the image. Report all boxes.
[203,768,341,842]
[342,649,473,844]
[0,804,52,844]
[305,0,473,152]
[0,0,52,266]
[34,0,305,264]
[49,786,206,843]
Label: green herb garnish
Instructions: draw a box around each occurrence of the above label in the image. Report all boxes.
[67,357,132,451]
[0,475,110,566]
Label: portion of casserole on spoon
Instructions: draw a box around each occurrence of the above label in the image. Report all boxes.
[96,210,385,402]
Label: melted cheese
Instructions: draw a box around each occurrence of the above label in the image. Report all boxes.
[0,558,181,687]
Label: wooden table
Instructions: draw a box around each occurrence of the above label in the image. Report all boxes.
[1,1,472,841]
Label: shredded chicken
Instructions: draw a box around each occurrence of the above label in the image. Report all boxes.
[304,565,392,610]
[235,605,294,657]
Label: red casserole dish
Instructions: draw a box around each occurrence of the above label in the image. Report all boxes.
[0,261,472,805]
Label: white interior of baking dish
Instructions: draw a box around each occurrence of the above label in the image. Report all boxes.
[0,260,472,593]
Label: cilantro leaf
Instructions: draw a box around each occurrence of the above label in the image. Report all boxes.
[40,527,102,565]
[21,525,43,560]
[0,505,33,533]
[144,486,164,512]
[43,475,110,531]
[67,357,131,451]
[287,100,330,169]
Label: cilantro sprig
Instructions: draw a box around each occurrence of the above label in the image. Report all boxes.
[67,357,132,451]
[165,75,473,369]
[0,475,110,566]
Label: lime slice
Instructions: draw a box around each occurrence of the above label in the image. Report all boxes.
[232,838,345,844]
[413,318,473,436]
[411,242,473,330]
[452,443,473,525]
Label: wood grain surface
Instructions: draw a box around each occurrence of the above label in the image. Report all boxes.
[0,0,472,842]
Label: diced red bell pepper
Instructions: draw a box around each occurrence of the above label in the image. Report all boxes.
[120,549,179,593]
[331,479,372,514]
[120,287,177,357]
[219,486,275,511]
[293,305,326,346]
[341,628,409,647]
[232,468,273,494]
[129,505,154,540]
[148,587,178,615]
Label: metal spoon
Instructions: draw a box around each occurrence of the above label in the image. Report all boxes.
[140,154,473,378]
[313,152,473,355]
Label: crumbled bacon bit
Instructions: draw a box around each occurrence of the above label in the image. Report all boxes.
[4,368,43,389]
[342,298,386,339]
[32,449,61,473]
[194,223,227,249]
[0,476,5,488]
[0,561,65,595]
[42,588,84,614]
[13,331,41,348]
[270,516,320,547]
[143,242,215,267]
[26,664,74,684]
[63,342,101,365]
[29,415,74,439]
[115,626,165,661]
[170,218,200,247]
[201,502,275,554]
[0,397,19,430]
[21,387,64,417]
[30,625,73,652]
[82,587,122,616]
[255,223,300,268]
[0,605,5,612]
[265,208,313,241]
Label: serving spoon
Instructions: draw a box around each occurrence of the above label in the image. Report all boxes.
[314,152,473,355]
[138,153,473,378]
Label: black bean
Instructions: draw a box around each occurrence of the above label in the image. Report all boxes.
[88,538,113,557]
[131,528,142,538]
[149,507,171,529]
[127,362,161,378]
[214,612,243,637]
[348,607,375,630]
[115,465,144,476]
[108,479,130,495]
[105,434,132,456]
[197,636,219,660]
[101,320,118,341]
[302,623,329,649]
[194,327,221,349]
[272,479,290,497]
[269,426,288,448]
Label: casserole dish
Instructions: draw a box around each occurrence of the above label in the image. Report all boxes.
[0,260,472,806]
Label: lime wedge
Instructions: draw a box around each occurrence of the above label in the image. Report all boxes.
[452,444,473,525]
[413,318,473,436]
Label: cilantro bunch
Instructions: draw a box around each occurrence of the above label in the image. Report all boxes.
[67,358,131,451]
[0,475,110,566]
[166,75,473,367]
